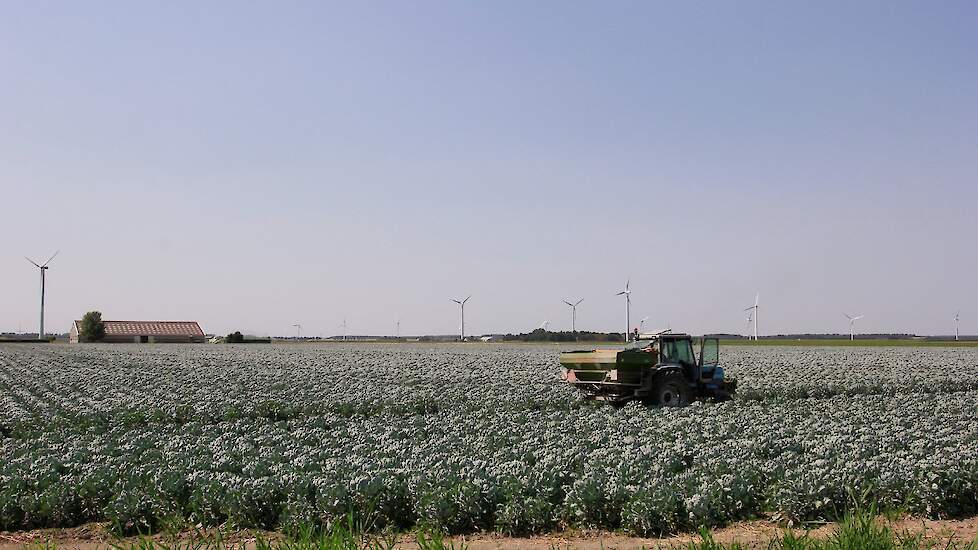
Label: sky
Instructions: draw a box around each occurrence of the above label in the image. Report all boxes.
[2,1,977,338]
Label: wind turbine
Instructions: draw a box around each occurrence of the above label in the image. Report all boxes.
[291,323,301,339]
[25,251,58,339]
[640,316,650,333]
[616,278,632,341]
[538,320,550,331]
[563,298,583,333]
[396,319,401,339]
[745,309,753,339]
[844,313,864,341]
[451,295,471,341]
[954,311,960,341]
[744,293,759,341]
[339,318,348,341]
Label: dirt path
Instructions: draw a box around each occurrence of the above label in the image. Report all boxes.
[1,516,976,549]
[435,517,978,549]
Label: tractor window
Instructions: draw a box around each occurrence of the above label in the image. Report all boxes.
[661,339,695,365]
[701,338,719,367]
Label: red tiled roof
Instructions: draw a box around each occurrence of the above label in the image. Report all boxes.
[73,320,204,336]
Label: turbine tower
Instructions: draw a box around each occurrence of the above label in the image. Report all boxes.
[744,293,759,341]
[339,318,348,341]
[451,295,471,341]
[291,323,301,339]
[396,319,401,339]
[616,278,631,341]
[844,313,864,341]
[25,251,58,339]
[954,310,960,341]
[563,298,583,333]
[640,316,650,333]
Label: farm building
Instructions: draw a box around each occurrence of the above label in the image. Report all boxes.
[69,320,205,344]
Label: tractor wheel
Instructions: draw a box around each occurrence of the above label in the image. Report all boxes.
[653,372,690,407]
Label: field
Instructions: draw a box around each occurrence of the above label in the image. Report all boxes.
[720,338,978,347]
[1,343,977,539]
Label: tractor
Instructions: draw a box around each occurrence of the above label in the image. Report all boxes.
[559,331,736,406]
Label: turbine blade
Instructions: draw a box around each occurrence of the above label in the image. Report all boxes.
[575,298,584,306]
[42,250,60,267]
[25,257,41,268]
[563,300,573,307]
[844,313,852,320]
[754,292,759,306]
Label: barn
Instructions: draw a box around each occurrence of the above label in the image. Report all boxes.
[69,320,205,343]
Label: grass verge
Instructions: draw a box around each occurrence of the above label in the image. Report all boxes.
[18,509,978,550]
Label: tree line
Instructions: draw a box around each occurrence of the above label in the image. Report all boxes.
[497,328,624,342]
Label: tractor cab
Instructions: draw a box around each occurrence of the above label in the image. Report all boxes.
[627,333,720,381]
[657,334,725,384]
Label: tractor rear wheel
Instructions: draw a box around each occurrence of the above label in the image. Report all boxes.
[653,372,690,407]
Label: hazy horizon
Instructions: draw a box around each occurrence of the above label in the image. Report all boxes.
[3,2,976,338]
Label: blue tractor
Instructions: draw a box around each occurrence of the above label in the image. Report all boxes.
[559,332,737,406]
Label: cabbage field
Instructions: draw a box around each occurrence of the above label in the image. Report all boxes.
[1,343,977,536]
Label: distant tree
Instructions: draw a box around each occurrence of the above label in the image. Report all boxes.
[79,311,106,342]
[226,331,244,343]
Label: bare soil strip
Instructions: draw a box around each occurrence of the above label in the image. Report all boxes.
[1,516,976,549]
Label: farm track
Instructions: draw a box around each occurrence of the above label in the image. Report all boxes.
[1,514,978,549]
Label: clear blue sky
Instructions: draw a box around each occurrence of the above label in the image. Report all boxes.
[2,1,976,337]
